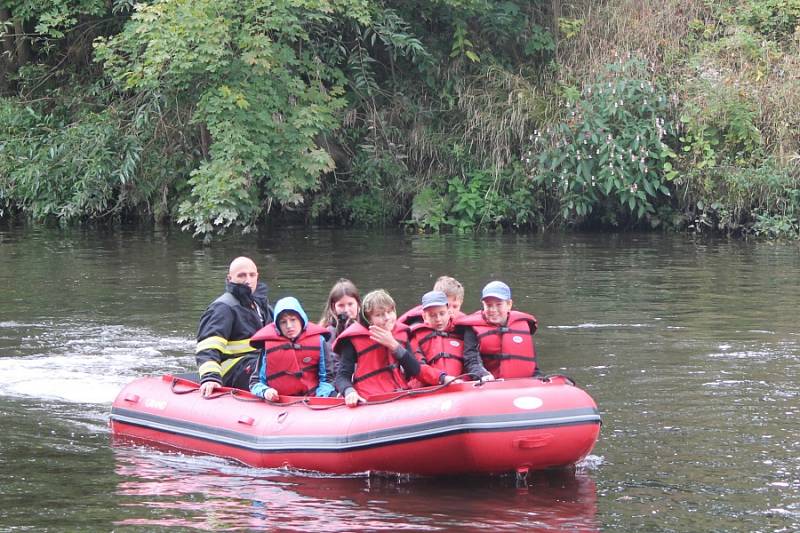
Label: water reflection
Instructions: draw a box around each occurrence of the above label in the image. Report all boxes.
[113,448,599,531]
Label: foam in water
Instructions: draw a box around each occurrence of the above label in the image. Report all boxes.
[0,320,194,404]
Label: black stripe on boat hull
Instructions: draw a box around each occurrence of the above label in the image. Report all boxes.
[110,407,601,453]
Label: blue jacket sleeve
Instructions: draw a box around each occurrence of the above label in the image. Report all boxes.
[315,336,336,397]
[249,350,268,398]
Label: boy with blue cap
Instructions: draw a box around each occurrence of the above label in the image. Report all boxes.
[408,290,464,387]
[249,296,336,401]
[455,281,540,380]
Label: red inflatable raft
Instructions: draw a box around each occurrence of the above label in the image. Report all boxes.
[110,375,601,476]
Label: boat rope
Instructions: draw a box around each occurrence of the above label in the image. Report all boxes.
[541,374,576,386]
[226,373,474,410]
[169,377,237,399]
[170,373,573,408]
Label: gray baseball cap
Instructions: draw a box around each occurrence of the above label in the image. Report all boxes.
[421,290,448,309]
[481,281,511,300]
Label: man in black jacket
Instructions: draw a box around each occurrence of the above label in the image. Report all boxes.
[196,256,273,397]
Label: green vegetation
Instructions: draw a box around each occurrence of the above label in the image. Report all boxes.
[1,0,798,239]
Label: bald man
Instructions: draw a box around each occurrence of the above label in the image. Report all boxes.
[196,257,274,397]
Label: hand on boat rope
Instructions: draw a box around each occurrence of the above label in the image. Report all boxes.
[170,377,226,399]
[262,387,279,401]
[345,389,366,407]
[200,381,222,397]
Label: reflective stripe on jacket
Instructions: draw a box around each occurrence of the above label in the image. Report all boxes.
[195,283,271,385]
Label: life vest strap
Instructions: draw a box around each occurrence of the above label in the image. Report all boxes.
[476,327,531,339]
[418,330,448,345]
[265,343,319,355]
[264,343,294,354]
[482,353,536,362]
[353,363,400,384]
[354,342,382,358]
[266,364,318,382]
[428,353,464,365]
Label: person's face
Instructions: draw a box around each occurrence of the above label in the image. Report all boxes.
[278,312,303,339]
[481,297,512,325]
[333,295,359,320]
[447,296,463,317]
[422,305,450,331]
[367,306,396,330]
[228,261,258,292]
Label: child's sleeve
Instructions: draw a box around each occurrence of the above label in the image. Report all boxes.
[334,339,357,396]
[461,327,492,379]
[315,336,336,397]
[249,350,269,398]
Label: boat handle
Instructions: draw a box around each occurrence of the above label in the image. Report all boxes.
[123,394,140,403]
[513,435,552,449]
[237,416,255,426]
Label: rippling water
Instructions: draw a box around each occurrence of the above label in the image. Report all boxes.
[0,226,798,531]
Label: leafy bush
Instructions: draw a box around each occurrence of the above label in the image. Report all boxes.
[682,161,800,237]
[405,163,541,233]
[527,59,676,225]
[0,98,145,221]
[95,0,368,235]
[739,0,800,42]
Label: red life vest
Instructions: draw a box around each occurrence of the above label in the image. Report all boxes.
[397,305,423,326]
[334,322,411,397]
[250,322,330,396]
[399,306,466,327]
[456,310,538,378]
[409,322,465,382]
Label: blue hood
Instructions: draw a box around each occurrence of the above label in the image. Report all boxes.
[273,296,308,335]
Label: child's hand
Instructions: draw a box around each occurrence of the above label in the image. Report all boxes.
[442,375,462,385]
[345,389,365,407]
[368,325,400,351]
[263,387,279,401]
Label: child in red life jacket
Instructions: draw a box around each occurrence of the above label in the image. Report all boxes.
[249,297,336,401]
[333,289,422,407]
[398,275,466,326]
[408,290,464,388]
[455,281,541,381]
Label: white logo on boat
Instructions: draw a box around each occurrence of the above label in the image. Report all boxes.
[450,340,460,347]
[512,335,523,343]
[144,398,167,410]
[513,396,543,410]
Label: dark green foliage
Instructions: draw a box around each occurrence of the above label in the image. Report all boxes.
[528,59,676,226]
[1,0,798,240]
[405,163,543,233]
[680,162,800,238]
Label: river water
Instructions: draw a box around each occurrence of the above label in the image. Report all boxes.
[0,226,798,531]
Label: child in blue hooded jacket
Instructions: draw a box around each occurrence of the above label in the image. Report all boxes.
[249,296,336,401]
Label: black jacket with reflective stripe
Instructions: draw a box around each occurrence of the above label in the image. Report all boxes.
[195,281,273,384]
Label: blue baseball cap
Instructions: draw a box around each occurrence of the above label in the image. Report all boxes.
[421,290,448,309]
[481,281,511,301]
